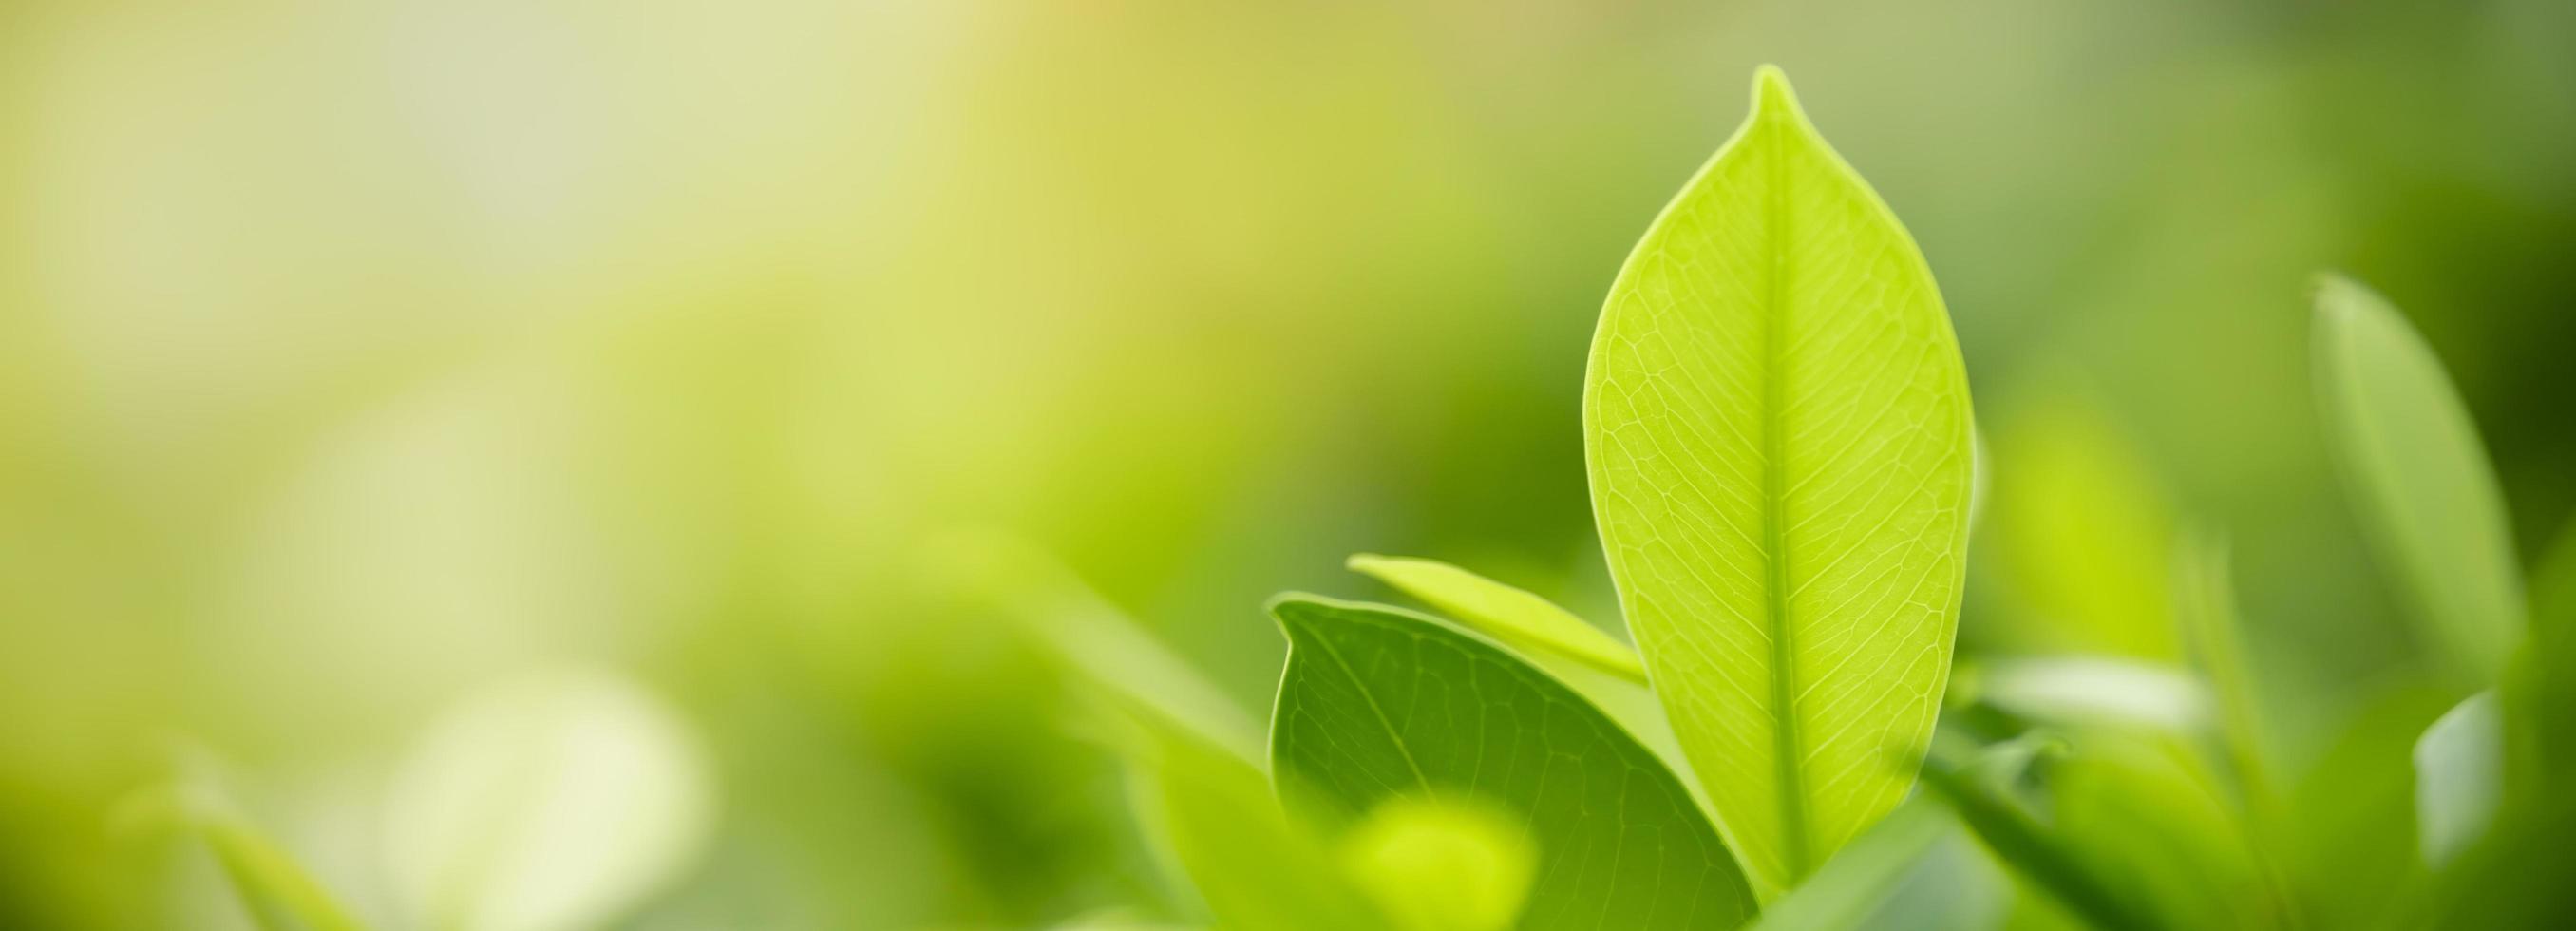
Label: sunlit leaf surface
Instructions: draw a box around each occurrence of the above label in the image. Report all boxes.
[2313,275,2525,683]
[1584,66,1973,891]
[1270,596,1756,929]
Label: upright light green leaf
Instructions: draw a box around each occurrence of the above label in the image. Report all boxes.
[1583,65,1975,891]
[1345,554,1645,680]
[2313,275,2524,683]
[1270,596,1757,930]
[2414,690,2503,867]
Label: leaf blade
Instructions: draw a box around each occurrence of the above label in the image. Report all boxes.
[1583,65,1974,889]
[1270,596,1757,930]
[2312,275,2524,683]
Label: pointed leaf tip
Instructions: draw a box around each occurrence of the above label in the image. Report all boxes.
[1752,65,1794,113]
[1589,57,1971,891]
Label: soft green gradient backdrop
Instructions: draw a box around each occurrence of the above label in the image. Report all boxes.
[1,0,2569,926]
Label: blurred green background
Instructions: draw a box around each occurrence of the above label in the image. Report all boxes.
[2,0,2570,927]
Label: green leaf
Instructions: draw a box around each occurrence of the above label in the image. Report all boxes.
[931,532,1388,929]
[2171,528,2308,927]
[1269,596,1757,930]
[2414,690,2503,867]
[1345,554,1644,680]
[1583,65,1975,890]
[1919,733,2281,931]
[2312,274,2525,683]
[1337,796,1540,931]
[1127,713,1395,931]
[2046,740,2275,930]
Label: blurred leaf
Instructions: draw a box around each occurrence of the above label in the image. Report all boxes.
[2170,528,2282,815]
[1336,796,1538,931]
[2414,690,2503,867]
[381,669,713,931]
[955,533,1392,931]
[1918,748,2156,931]
[2046,739,2274,930]
[2170,528,2306,927]
[1746,796,2006,931]
[1345,554,1642,680]
[1269,596,1756,929]
[1123,713,1393,931]
[2313,274,2525,683]
[1973,656,2211,732]
[1584,65,1973,893]
[119,774,365,931]
[929,530,1262,758]
[1926,734,2277,931]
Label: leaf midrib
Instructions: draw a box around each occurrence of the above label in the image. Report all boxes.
[1757,93,1814,883]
